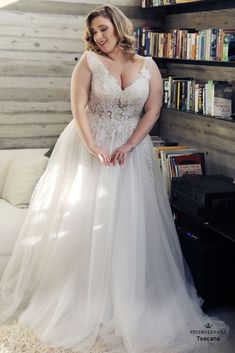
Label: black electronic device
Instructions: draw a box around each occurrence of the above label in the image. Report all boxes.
[171,175,235,223]
[176,220,235,305]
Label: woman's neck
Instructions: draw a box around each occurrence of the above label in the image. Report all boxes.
[106,46,130,63]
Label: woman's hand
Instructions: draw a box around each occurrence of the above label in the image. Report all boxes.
[88,144,111,166]
[111,143,134,166]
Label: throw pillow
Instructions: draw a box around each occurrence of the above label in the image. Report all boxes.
[2,155,49,208]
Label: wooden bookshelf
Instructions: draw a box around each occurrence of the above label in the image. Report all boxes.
[161,107,235,123]
[142,0,234,14]
[153,58,235,67]
[142,1,235,178]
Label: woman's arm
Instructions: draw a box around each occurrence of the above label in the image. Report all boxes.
[71,52,111,166]
[111,60,163,165]
[127,60,163,147]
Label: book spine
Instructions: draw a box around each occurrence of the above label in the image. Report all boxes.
[191,32,196,60]
[176,81,181,110]
[154,32,159,57]
[173,29,177,58]
[194,83,199,113]
[135,27,141,54]
[216,29,223,61]
[168,76,173,108]
[198,85,204,114]
[163,79,169,106]
[195,32,199,60]
[200,30,205,60]
[222,33,229,62]
[210,28,218,61]
[228,33,235,61]
[146,30,151,56]
[186,80,191,111]
[207,80,213,115]
[172,81,177,109]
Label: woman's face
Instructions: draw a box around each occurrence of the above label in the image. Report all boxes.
[90,16,119,54]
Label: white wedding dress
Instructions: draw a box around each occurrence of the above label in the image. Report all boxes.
[0,51,229,353]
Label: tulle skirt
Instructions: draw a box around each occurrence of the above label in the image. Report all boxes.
[0,120,229,353]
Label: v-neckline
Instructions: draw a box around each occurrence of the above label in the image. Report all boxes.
[91,52,147,92]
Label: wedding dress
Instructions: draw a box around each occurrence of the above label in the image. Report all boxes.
[0,51,229,353]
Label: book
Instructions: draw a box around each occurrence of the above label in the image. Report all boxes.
[210,28,218,60]
[155,145,187,159]
[171,152,206,177]
[211,81,233,118]
[177,164,202,177]
[135,27,141,54]
[160,148,198,195]
[222,30,235,61]
[227,32,235,62]
[163,79,169,106]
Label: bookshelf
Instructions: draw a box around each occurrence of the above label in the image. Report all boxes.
[141,0,235,178]
[142,0,235,14]
[154,58,235,67]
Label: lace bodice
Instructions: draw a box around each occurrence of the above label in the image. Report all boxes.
[86,51,152,149]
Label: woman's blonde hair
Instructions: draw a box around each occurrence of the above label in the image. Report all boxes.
[84,4,136,58]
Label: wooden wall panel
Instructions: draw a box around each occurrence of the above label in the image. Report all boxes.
[0,113,72,124]
[0,1,155,149]
[0,60,74,77]
[0,8,80,148]
[165,63,235,82]
[0,101,70,113]
[0,137,59,149]
[165,8,235,31]
[1,36,83,52]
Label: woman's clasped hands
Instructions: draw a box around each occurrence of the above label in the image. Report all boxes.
[88,143,133,166]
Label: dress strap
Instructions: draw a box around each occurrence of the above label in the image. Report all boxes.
[140,56,153,73]
[86,50,95,72]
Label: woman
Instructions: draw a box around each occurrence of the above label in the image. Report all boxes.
[0,4,229,353]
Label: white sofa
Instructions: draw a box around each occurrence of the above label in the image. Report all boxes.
[0,148,49,279]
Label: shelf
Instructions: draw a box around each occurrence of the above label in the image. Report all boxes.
[152,57,235,67]
[161,107,235,124]
[142,0,235,14]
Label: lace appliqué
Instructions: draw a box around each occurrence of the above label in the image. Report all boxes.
[0,323,174,353]
[0,324,121,353]
[86,51,151,150]
[141,136,156,184]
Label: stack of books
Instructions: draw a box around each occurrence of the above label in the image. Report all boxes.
[135,26,235,62]
[155,146,206,195]
[141,0,199,7]
[163,77,233,119]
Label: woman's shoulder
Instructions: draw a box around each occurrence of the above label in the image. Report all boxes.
[71,51,93,78]
[133,54,153,62]
[132,54,145,63]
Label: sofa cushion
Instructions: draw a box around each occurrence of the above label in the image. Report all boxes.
[2,155,48,208]
[0,149,49,198]
[0,199,27,255]
[0,158,10,198]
